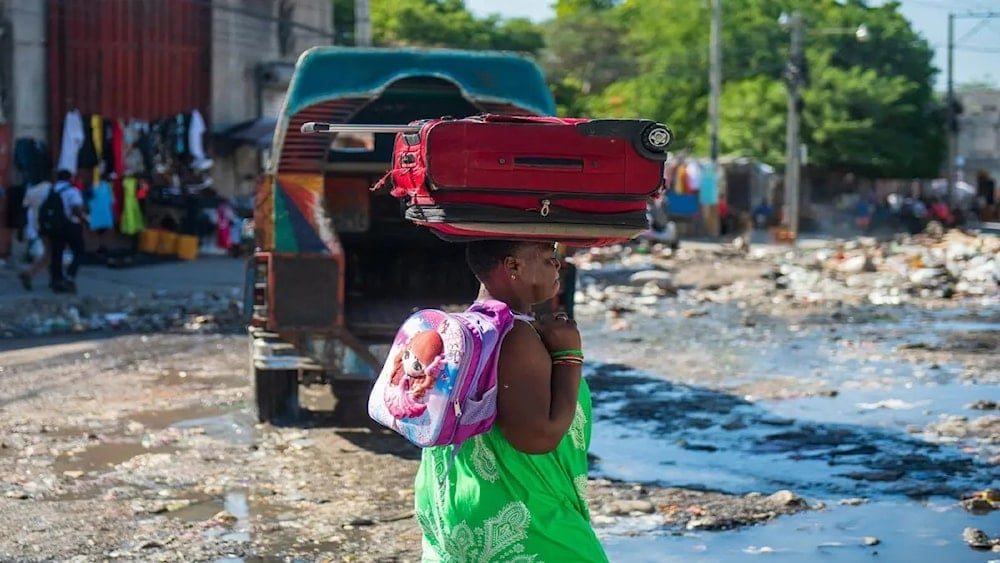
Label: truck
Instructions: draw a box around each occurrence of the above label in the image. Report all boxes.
[245,47,576,424]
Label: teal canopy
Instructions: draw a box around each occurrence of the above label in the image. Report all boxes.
[284,47,556,118]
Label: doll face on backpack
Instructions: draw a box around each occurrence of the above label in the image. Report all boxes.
[390,330,446,400]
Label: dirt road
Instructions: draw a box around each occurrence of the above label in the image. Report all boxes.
[0,234,996,561]
[0,329,814,562]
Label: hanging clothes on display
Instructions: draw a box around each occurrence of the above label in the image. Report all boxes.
[135,125,155,174]
[188,110,211,170]
[216,202,233,250]
[88,178,115,231]
[13,139,52,186]
[112,120,125,178]
[57,110,85,174]
[175,113,187,157]
[123,120,148,176]
[119,176,145,235]
[90,114,104,184]
[77,114,100,172]
[102,118,116,179]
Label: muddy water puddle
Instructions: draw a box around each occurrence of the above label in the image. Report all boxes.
[167,489,253,542]
[53,442,180,475]
[603,497,1000,562]
[584,304,999,560]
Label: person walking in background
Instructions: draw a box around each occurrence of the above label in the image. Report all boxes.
[17,179,53,291]
[43,170,88,294]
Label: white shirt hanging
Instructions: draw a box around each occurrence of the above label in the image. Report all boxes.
[56,110,85,174]
[188,109,208,166]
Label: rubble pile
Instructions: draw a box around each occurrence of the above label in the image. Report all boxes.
[571,230,999,317]
[0,288,245,338]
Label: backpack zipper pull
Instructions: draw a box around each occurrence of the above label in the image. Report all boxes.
[453,400,462,417]
[540,199,551,217]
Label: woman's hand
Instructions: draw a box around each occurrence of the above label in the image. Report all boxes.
[532,313,581,353]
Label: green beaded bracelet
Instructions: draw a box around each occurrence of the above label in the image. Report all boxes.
[550,349,583,359]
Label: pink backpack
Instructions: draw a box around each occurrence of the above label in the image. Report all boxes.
[368,300,517,453]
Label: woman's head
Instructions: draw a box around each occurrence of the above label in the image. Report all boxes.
[466,240,562,307]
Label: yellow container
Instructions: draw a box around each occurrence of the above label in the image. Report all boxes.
[175,234,199,261]
[138,228,161,254]
[157,231,178,255]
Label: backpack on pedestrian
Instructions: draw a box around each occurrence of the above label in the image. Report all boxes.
[367,300,518,479]
[37,184,72,238]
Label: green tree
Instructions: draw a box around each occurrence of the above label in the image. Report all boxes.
[554,0,616,18]
[368,0,544,53]
[557,0,946,177]
[718,76,787,166]
[541,7,633,96]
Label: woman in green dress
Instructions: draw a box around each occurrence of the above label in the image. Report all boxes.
[415,240,608,562]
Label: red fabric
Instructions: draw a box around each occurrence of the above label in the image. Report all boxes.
[112,121,125,178]
[930,202,953,224]
[216,206,231,249]
[719,199,728,218]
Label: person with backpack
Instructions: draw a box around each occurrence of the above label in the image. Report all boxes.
[39,169,88,293]
[410,240,608,561]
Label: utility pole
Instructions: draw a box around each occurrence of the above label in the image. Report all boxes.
[705,0,722,238]
[355,0,372,47]
[946,12,956,206]
[709,0,721,163]
[784,12,805,238]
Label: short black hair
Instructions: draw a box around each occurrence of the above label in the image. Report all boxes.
[465,240,530,281]
[55,169,72,181]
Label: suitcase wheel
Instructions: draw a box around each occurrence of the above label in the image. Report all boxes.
[640,123,673,152]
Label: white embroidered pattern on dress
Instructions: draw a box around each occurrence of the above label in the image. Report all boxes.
[573,474,589,501]
[426,501,540,563]
[569,402,587,450]
[472,437,500,482]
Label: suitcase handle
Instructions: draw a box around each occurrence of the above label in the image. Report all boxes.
[301,122,420,134]
[511,157,585,171]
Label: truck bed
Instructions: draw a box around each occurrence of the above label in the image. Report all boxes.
[345,298,474,340]
[340,194,480,341]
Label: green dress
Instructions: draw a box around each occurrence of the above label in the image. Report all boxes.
[414,377,608,562]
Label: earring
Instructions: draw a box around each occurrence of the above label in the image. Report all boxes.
[510,274,517,280]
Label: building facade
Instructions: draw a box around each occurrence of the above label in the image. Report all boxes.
[0,0,333,197]
[957,88,1000,184]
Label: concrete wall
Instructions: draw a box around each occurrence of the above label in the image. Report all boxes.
[210,0,332,198]
[957,89,1000,183]
[3,0,47,141]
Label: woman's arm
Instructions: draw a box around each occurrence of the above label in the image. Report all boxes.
[495,321,583,454]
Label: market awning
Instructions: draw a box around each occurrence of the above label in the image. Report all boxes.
[214,117,278,150]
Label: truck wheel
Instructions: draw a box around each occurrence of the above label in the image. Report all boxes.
[254,366,300,424]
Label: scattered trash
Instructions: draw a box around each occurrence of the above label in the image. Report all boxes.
[572,230,998,319]
[0,289,243,339]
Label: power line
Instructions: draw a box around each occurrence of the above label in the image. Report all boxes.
[956,18,991,43]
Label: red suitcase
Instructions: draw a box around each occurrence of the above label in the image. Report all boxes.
[382,114,673,246]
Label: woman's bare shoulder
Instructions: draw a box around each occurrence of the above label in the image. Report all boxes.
[499,320,547,370]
